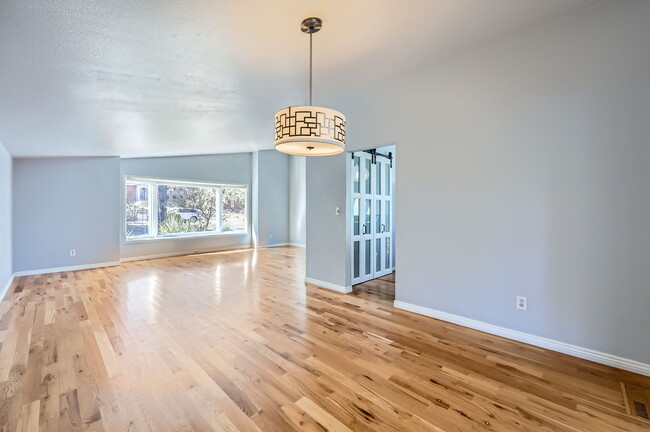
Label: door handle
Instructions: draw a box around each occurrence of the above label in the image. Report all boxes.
[382,224,385,233]
[362,224,367,235]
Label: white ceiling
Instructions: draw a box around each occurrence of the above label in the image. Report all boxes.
[0,0,602,158]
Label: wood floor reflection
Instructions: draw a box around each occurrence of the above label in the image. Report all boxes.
[1,246,648,431]
[353,273,396,303]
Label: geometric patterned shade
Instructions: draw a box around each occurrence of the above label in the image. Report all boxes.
[274,106,346,156]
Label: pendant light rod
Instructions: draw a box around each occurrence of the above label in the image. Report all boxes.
[309,32,313,105]
[301,17,321,105]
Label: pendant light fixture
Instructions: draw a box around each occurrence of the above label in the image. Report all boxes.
[274,17,346,156]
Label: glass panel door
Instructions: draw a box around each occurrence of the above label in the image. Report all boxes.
[353,157,360,193]
[365,239,372,276]
[351,151,376,284]
[385,163,391,196]
[353,198,360,235]
[353,241,360,279]
[365,159,372,194]
[385,237,391,270]
[376,160,382,195]
[375,200,381,234]
[376,238,382,273]
[351,151,393,284]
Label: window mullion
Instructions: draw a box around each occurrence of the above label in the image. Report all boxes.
[151,182,158,237]
[217,187,222,233]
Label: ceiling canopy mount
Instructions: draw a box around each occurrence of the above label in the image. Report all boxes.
[300,17,322,34]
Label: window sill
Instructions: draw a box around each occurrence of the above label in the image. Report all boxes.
[123,230,249,245]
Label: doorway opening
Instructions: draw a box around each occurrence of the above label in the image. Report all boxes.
[349,145,395,301]
[352,273,395,302]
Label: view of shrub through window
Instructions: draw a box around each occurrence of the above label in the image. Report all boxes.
[125,178,247,240]
[222,188,246,232]
[158,184,217,236]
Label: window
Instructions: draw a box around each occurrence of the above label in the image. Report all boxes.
[125,177,247,241]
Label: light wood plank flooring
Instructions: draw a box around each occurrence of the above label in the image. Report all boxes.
[0,246,648,431]
[353,273,395,302]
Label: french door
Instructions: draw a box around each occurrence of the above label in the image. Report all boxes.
[351,151,393,285]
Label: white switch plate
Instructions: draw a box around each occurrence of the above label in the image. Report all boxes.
[69,249,76,257]
[335,207,340,215]
[516,296,527,310]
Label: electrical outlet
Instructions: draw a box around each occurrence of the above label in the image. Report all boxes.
[516,296,527,310]
[69,249,76,257]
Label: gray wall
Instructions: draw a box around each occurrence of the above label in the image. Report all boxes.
[289,155,306,246]
[0,142,11,292]
[306,153,348,287]
[120,153,252,260]
[308,0,650,364]
[9,151,292,270]
[13,157,120,272]
[254,150,289,247]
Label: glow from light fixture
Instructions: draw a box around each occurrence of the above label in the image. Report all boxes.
[274,17,346,156]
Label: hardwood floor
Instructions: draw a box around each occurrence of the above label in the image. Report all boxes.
[0,246,648,431]
[353,274,395,302]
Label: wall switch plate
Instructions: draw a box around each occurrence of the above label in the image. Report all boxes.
[516,296,527,310]
[335,207,340,215]
[69,249,76,257]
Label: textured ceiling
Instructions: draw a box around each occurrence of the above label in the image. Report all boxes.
[0,0,602,157]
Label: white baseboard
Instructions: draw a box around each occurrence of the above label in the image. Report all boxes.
[121,253,179,262]
[120,245,252,263]
[262,243,290,248]
[259,243,305,249]
[13,261,121,277]
[1,275,15,301]
[305,277,352,294]
[394,300,650,377]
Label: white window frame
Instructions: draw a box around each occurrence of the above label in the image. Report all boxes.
[123,176,248,243]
